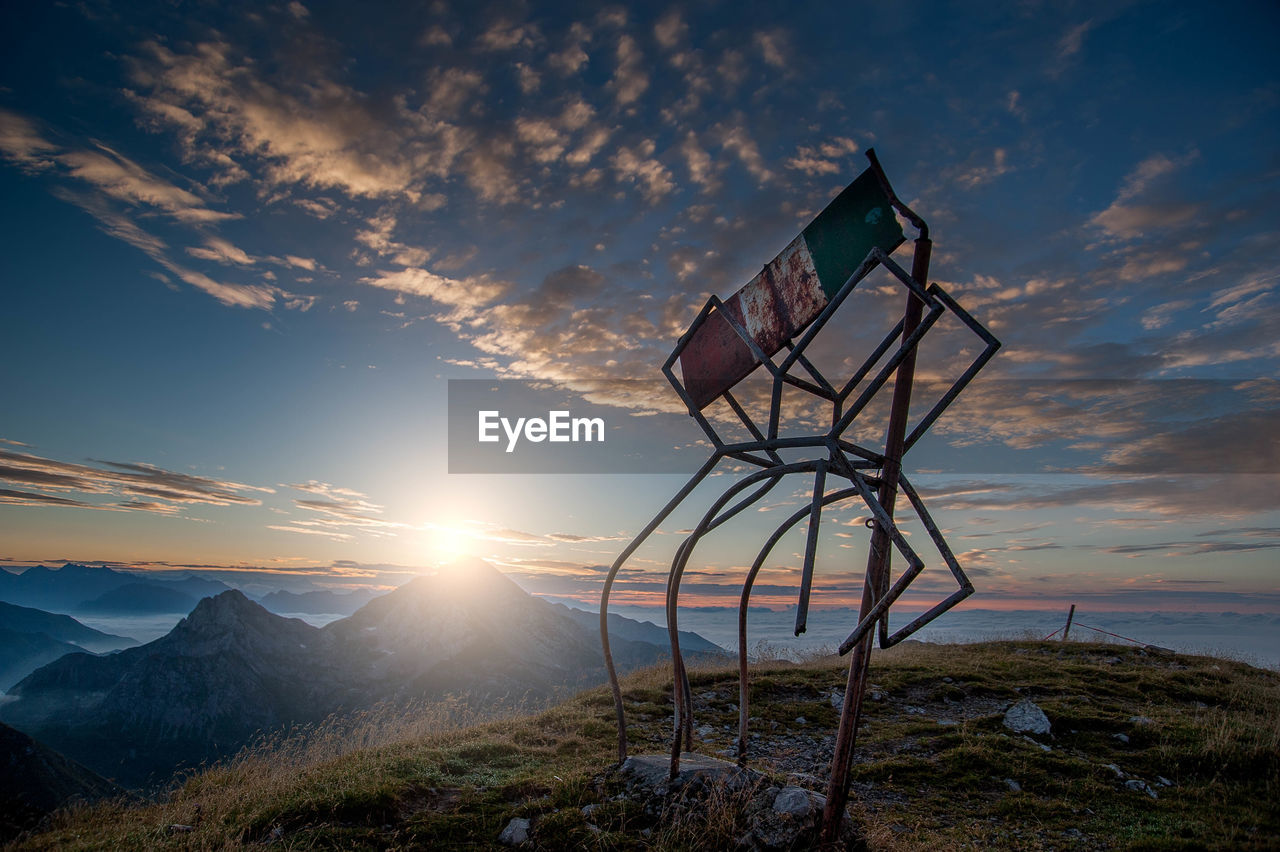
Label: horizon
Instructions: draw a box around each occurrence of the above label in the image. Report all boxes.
[2,2,1279,623]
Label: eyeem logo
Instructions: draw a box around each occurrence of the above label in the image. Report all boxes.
[478,410,605,453]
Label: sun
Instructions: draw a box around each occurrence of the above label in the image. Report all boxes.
[427,523,473,565]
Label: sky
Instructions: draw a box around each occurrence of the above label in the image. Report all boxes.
[1,1,1278,620]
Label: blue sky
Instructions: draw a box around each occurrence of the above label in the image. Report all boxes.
[1,1,1278,613]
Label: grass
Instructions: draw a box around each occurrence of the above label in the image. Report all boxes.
[10,640,1279,850]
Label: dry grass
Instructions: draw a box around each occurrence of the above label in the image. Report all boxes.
[11,642,1280,850]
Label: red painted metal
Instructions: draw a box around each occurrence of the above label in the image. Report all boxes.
[680,236,824,410]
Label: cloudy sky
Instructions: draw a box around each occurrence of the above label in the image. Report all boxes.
[1,1,1277,616]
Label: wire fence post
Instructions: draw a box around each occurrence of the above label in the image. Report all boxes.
[1062,604,1076,642]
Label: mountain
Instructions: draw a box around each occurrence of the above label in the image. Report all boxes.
[0,603,137,691]
[0,564,138,612]
[325,562,608,700]
[0,601,135,652]
[258,588,380,616]
[553,602,727,655]
[75,582,198,614]
[0,722,124,843]
[0,564,232,616]
[0,560,720,789]
[1,592,334,787]
[0,631,84,692]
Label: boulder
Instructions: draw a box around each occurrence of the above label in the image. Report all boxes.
[1003,699,1051,735]
[498,817,530,845]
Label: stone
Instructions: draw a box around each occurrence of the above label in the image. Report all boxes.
[829,690,844,711]
[1114,732,1130,744]
[618,752,761,797]
[580,803,600,819]
[1103,763,1125,778]
[498,817,530,846]
[1129,715,1154,725]
[794,716,807,725]
[1004,778,1022,793]
[772,785,822,817]
[1124,779,1158,799]
[1156,775,1173,787]
[1003,699,1051,735]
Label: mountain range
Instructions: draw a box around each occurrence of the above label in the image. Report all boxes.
[0,560,723,789]
[0,564,232,615]
[0,601,136,690]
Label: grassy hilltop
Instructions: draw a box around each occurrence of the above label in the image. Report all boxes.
[11,640,1279,850]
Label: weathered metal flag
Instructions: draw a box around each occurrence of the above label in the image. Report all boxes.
[679,168,905,409]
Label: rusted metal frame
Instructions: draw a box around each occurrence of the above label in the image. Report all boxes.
[793,460,829,637]
[831,298,942,437]
[767,248,888,440]
[837,316,906,401]
[833,437,885,467]
[872,473,974,649]
[723,390,788,470]
[665,459,821,779]
[600,451,724,764]
[784,340,838,397]
[831,253,943,436]
[737,483,863,764]
[902,283,1003,453]
[821,231,932,846]
[826,460,927,655]
[725,450,783,469]
[661,297,733,448]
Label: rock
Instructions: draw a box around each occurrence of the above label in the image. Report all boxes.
[618,752,761,797]
[498,817,530,845]
[1156,775,1173,787]
[942,676,953,683]
[580,803,600,819]
[938,719,958,727]
[1114,733,1130,744]
[1004,778,1021,793]
[794,716,807,725]
[772,786,821,817]
[1003,699,1051,735]
[167,824,194,834]
[1124,779,1158,799]
[829,690,844,711]
[1129,715,1154,725]
[1103,763,1125,778]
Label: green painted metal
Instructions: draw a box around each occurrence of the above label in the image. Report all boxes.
[802,167,904,299]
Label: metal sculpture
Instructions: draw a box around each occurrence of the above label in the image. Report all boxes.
[599,149,1000,843]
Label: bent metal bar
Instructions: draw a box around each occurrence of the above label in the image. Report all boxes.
[599,149,1001,845]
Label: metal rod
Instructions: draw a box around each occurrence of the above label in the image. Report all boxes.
[794,461,828,636]
[1063,604,1076,642]
[738,485,862,763]
[821,229,932,845]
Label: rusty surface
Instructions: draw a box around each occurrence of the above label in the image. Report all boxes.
[679,235,825,409]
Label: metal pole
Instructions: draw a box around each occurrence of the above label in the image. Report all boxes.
[1063,604,1076,642]
[820,236,931,845]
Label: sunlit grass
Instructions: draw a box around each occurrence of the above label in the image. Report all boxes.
[15,641,1279,850]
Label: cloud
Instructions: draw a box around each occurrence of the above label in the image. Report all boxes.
[56,145,236,223]
[609,35,649,107]
[0,446,272,513]
[268,481,405,540]
[610,140,675,200]
[0,108,58,169]
[785,137,858,177]
[357,266,510,314]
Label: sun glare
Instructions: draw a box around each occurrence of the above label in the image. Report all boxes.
[427,524,472,565]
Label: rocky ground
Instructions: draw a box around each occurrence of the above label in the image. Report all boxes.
[11,640,1278,850]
